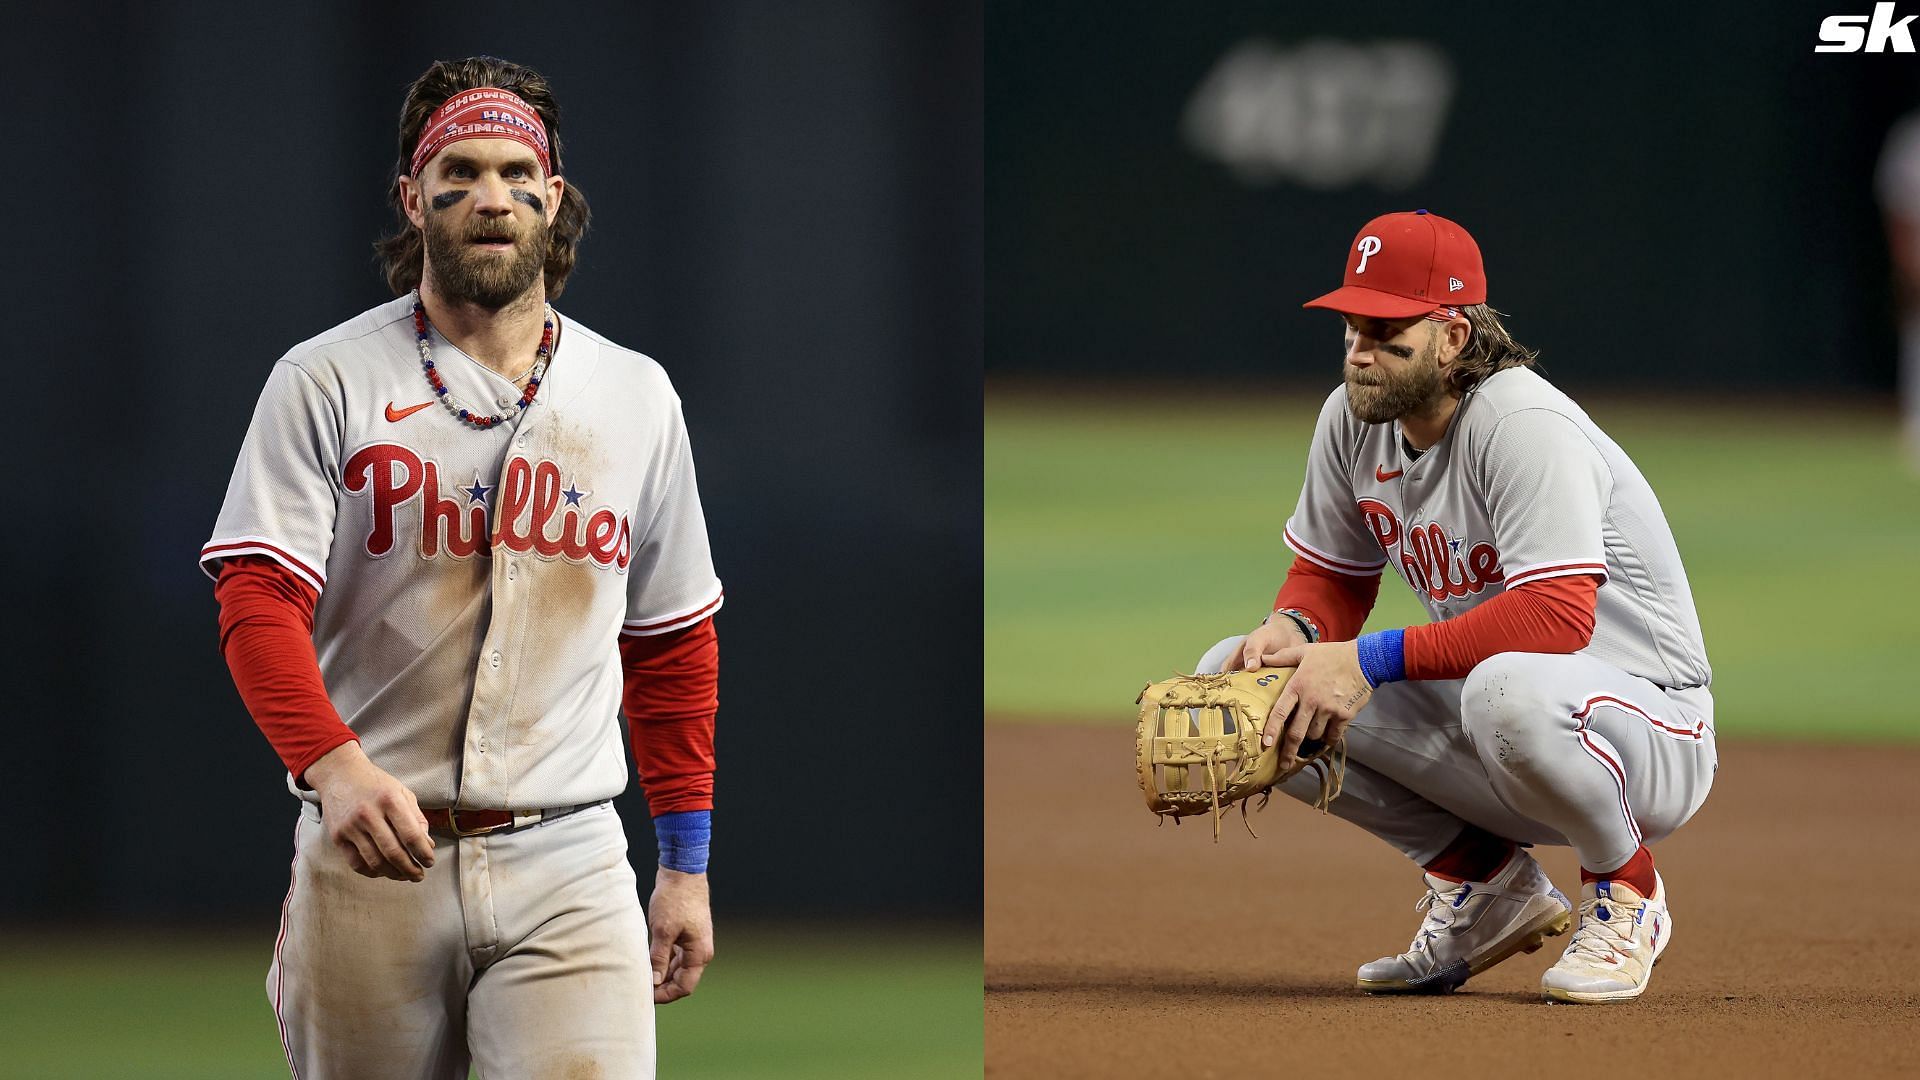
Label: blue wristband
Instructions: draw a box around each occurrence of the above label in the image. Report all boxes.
[1355,629,1407,688]
[654,810,711,874]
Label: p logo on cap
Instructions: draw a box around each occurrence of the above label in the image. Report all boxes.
[1355,235,1383,274]
[1304,210,1487,320]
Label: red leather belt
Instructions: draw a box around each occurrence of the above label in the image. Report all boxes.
[421,801,601,838]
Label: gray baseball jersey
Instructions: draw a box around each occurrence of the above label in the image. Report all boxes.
[202,293,724,808]
[1282,367,1710,693]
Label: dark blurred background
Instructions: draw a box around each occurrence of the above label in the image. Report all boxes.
[989,0,1918,394]
[8,1,980,929]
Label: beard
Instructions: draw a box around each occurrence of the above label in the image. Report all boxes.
[422,211,551,311]
[1345,335,1446,424]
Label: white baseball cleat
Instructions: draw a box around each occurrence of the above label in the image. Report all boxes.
[1356,849,1574,994]
[1541,873,1672,1004]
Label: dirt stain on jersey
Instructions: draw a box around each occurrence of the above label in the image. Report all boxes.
[537,1055,605,1080]
[530,547,605,621]
[506,553,613,751]
[420,551,493,754]
[1494,728,1519,765]
[531,417,602,474]
[292,816,453,1056]
[421,546,494,629]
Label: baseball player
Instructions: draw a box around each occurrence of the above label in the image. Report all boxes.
[1201,210,1716,1003]
[202,57,722,1077]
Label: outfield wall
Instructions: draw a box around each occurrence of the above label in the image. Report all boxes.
[988,1,1914,392]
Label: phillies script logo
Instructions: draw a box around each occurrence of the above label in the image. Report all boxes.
[1356,497,1503,601]
[342,443,632,571]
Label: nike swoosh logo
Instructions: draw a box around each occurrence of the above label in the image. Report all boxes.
[385,400,435,422]
[1376,465,1404,481]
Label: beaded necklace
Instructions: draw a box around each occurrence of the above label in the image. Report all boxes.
[412,293,554,430]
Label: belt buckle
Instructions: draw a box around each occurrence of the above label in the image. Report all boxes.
[447,809,504,837]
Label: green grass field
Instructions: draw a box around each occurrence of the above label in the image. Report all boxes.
[986,390,1920,739]
[0,924,980,1079]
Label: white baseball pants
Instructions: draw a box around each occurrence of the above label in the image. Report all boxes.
[1198,637,1718,874]
[267,800,655,1079]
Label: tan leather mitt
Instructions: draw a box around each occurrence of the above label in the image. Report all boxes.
[1135,668,1344,841]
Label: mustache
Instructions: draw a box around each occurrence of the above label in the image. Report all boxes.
[461,221,531,243]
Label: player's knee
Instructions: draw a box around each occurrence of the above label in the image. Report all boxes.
[1194,635,1245,675]
[1459,652,1559,765]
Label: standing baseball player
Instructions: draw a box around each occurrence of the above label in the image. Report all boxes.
[203,56,722,1076]
[1202,210,1716,1003]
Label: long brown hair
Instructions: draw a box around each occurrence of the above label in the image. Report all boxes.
[1448,304,1539,392]
[374,56,592,299]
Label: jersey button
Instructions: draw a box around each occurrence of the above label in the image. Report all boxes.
[489,651,502,669]
[517,435,528,448]
[507,562,517,581]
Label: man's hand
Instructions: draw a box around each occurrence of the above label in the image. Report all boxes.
[1259,641,1373,770]
[303,741,435,883]
[1225,613,1309,671]
[649,868,714,1004]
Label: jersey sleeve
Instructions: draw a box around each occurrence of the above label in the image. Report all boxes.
[215,556,358,784]
[1478,408,1612,589]
[200,360,343,593]
[1273,555,1380,642]
[621,404,724,637]
[1404,573,1598,678]
[1282,389,1387,577]
[622,617,719,815]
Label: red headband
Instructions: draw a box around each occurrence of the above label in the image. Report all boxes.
[410,87,552,178]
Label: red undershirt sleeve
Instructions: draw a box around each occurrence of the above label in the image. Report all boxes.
[620,617,719,817]
[1402,573,1601,681]
[214,556,358,785]
[1273,555,1381,643]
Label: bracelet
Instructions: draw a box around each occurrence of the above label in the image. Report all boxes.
[654,809,711,874]
[1268,608,1320,644]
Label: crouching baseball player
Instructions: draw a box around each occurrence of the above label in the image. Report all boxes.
[202,57,722,1076]
[1205,210,1716,1003]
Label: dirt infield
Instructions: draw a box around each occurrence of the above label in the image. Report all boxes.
[985,725,1920,1078]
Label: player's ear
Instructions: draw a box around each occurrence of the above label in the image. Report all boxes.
[1441,316,1471,363]
[546,173,565,216]
[400,174,427,230]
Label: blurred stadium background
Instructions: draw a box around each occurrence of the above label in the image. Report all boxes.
[5,3,980,1077]
[986,1,1920,736]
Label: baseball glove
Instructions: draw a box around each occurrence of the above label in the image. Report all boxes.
[1135,668,1344,841]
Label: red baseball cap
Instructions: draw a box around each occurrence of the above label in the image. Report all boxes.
[1303,209,1487,319]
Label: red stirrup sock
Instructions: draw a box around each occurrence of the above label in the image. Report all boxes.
[1423,826,1518,883]
[1582,844,1657,897]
